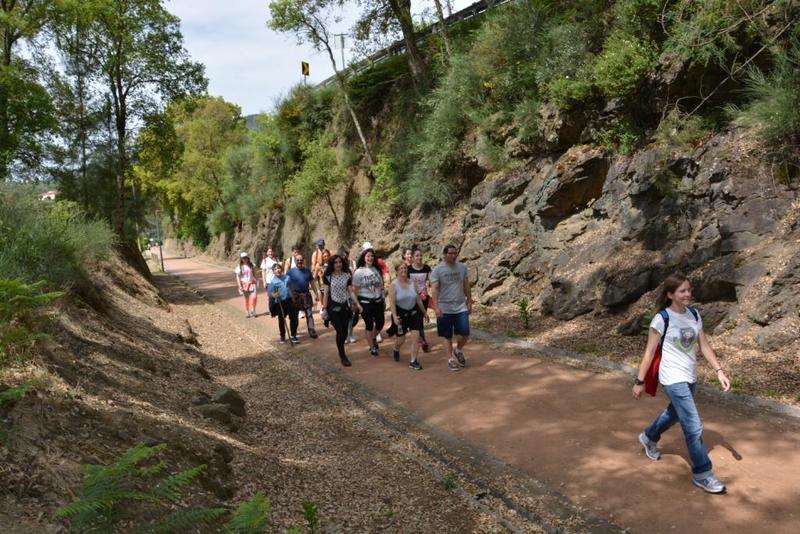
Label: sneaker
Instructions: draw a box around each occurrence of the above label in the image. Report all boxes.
[638,432,661,461]
[454,349,466,367]
[370,346,379,357]
[447,358,461,372]
[692,474,726,494]
[376,333,383,343]
[278,338,287,344]
[421,341,430,353]
[309,330,318,339]
[409,360,422,370]
[340,357,352,367]
[290,336,300,343]
[347,336,357,344]
[393,350,400,362]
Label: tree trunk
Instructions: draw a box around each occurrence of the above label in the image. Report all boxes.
[324,192,341,230]
[0,26,14,180]
[432,0,452,60]
[387,0,428,83]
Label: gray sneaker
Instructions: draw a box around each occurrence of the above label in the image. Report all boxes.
[692,474,726,494]
[447,358,461,372]
[638,432,661,461]
[454,349,466,367]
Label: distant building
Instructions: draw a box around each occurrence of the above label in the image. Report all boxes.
[40,190,59,201]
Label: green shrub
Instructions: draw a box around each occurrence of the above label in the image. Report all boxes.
[302,501,319,533]
[364,154,399,210]
[547,77,595,110]
[593,31,658,98]
[654,108,711,148]
[736,40,800,172]
[518,297,532,329]
[663,0,773,68]
[595,118,643,154]
[612,0,664,39]
[511,98,542,143]
[0,186,115,289]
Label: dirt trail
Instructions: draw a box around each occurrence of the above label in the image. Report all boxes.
[166,256,800,534]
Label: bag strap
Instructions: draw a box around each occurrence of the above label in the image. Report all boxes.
[658,309,670,350]
[687,306,699,321]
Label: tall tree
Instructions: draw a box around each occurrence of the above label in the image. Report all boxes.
[0,0,54,180]
[431,0,451,59]
[269,0,374,167]
[50,0,106,209]
[385,0,427,81]
[353,0,428,84]
[90,0,206,236]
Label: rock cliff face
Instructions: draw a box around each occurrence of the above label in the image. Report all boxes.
[206,127,799,351]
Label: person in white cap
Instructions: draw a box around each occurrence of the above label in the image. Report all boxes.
[235,252,258,318]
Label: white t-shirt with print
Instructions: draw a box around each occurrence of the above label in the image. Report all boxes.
[260,257,278,285]
[650,308,703,386]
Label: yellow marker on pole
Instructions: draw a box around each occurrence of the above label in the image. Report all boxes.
[301,61,309,85]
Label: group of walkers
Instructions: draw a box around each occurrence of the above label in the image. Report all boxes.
[235,240,471,372]
[235,246,734,494]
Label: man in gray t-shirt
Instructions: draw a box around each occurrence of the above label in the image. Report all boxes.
[430,244,472,372]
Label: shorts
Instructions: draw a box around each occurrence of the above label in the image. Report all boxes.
[396,306,423,335]
[436,311,470,339]
[359,299,385,331]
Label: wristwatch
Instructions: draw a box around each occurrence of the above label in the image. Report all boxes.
[634,378,645,386]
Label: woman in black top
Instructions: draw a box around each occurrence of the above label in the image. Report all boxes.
[321,255,362,366]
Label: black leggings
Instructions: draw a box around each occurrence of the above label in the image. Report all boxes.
[329,305,352,359]
[359,300,385,332]
[273,298,298,338]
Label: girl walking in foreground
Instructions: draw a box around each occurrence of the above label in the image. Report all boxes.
[633,273,731,494]
[235,252,258,318]
[388,263,428,369]
[321,254,361,366]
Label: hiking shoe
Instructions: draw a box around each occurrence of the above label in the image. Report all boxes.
[454,349,466,367]
[309,330,318,339]
[692,474,726,494]
[448,358,461,372]
[393,350,400,362]
[340,357,352,367]
[370,346,379,357]
[409,360,422,370]
[278,338,287,344]
[638,432,661,461]
[347,336,357,344]
[290,336,300,343]
[376,333,383,343]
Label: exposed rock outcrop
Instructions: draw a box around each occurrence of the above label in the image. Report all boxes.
[200,127,799,351]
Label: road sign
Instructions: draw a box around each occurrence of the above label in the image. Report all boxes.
[301,61,310,76]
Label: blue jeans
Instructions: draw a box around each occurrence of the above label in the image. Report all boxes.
[644,382,712,477]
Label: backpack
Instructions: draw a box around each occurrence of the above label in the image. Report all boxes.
[644,307,698,396]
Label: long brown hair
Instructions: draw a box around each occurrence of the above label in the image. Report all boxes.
[655,272,689,310]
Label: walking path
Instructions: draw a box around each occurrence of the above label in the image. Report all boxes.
[165,256,800,534]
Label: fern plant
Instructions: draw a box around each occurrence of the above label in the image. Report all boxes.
[225,493,270,533]
[57,444,273,533]
[0,278,62,365]
[55,443,224,533]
